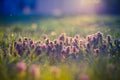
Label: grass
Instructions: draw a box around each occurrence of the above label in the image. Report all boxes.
[0,15,120,80]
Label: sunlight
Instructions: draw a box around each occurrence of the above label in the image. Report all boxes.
[80,0,101,5]
[79,0,103,14]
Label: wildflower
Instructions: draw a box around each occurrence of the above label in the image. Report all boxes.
[31,44,35,49]
[75,34,80,39]
[16,62,27,79]
[59,42,63,52]
[29,65,40,80]
[66,46,71,54]
[46,39,50,45]
[106,35,112,42]
[23,41,27,47]
[61,49,66,54]
[50,41,54,48]
[30,40,34,44]
[79,74,89,80]
[94,48,99,55]
[52,48,56,53]
[47,44,52,55]
[54,39,57,44]
[37,40,42,44]
[66,37,69,45]
[69,37,73,43]
[16,62,27,72]
[18,38,22,42]
[101,44,107,53]
[92,36,96,43]
[41,44,47,51]
[59,41,63,45]
[24,37,28,41]
[97,31,103,39]
[42,34,48,40]
[59,33,66,41]
[55,43,59,50]
[35,47,41,55]
[74,38,79,44]
[73,46,79,53]
[92,37,97,48]
[86,43,90,51]
[86,35,92,42]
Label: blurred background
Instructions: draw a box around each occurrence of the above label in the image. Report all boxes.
[0,0,120,16]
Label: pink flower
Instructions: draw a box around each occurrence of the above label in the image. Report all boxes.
[16,62,27,72]
[74,34,79,39]
[29,65,40,79]
[79,74,89,80]
[73,46,79,53]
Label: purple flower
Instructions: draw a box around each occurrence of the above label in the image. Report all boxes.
[46,39,50,45]
[61,49,66,54]
[73,46,79,53]
[106,35,112,42]
[66,46,71,54]
[59,33,66,41]
[30,40,33,45]
[50,41,54,48]
[66,37,69,45]
[94,48,99,55]
[31,44,35,49]
[86,43,90,51]
[97,31,103,38]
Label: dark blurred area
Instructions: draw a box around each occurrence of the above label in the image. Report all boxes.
[0,0,35,15]
[0,0,120,16]
[103,0,120,15]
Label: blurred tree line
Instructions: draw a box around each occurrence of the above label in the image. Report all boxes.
[103,0,120,14]
[0,0,35,15]
[0,0,120,15]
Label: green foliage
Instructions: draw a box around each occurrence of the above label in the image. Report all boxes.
[0,16,120,80]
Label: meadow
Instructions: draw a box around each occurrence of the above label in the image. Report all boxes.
[0,15,120,80]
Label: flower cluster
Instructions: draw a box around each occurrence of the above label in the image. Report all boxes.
[16,62,41,79]
[11,32,120,60]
